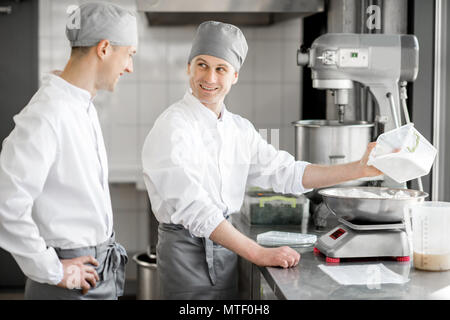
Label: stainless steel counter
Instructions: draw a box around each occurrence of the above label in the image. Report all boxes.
[231,212,450,300]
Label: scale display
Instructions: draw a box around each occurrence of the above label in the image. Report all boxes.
[330,228,346,240]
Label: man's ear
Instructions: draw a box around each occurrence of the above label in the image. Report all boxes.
[186,63,191,76]
[96,39,111,60]
[232,71,239,85]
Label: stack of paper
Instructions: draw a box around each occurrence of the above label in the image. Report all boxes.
[318,263,409,285]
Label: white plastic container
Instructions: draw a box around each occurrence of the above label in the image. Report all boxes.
[241,190,309,225]
[256,231,317,247]
[368,123,437,183]
[407,202,450,271]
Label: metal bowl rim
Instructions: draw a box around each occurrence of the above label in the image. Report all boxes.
[318,186,429,201]
[291,120,375,128]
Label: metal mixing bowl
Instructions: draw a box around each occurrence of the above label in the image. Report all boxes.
[318,187,428,223]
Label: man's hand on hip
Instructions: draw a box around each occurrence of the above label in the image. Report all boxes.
[57,256,100,295]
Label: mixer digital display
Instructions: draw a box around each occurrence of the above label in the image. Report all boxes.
[330,228,346,240]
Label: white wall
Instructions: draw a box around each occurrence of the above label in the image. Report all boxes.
[38,0,303,277]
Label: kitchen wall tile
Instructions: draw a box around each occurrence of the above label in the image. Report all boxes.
[94,91,114,123]
[109,82,138,125]
[168,82,189,105]
[283,41,302,84]
[167,42,191,82]
[138,82,168,125]
[279,125,296,156]
[254,83,282,126]
[282,83,301,124]
[38,37,53,80]
[239,26,254,41]
[38,0,52,38]
[109,125,138,168]
[138,40,167,82]
[225,83,254,121]
[166,26,196,41]
[253,23,285,41]
[50,40,71,72]
[253,40,283,83]
[235,38,255,84]
[139,124,154,154]
[138,22,167,40]
[280,18,302,41]
[103,0,135,11]
[50,0,75,39]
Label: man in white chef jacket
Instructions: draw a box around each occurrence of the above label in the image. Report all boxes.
[0,3,137,300]
[142,21,382,299]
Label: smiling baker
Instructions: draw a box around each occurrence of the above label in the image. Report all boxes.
[141,21,382,299]
[0,2,137,300]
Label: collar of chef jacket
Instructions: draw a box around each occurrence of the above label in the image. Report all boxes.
[44,73,94,109]
[184,88,229,128]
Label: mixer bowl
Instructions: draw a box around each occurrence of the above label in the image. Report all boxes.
[318,187,428,223]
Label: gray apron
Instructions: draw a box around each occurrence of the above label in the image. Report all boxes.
[24,232,128,300]
[157,223,238,300]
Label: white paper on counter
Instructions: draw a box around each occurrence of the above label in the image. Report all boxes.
[429,286,450,299]
[318,263,409,286]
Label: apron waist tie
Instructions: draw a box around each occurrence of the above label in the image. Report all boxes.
[54,232,128,296]
[101,240,128,296]
[203,237,216,286]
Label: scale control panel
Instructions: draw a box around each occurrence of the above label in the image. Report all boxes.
[320,226,349,247]
[330,228,346,240]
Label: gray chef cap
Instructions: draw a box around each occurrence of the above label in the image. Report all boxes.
[65,2,138,47]
[188,21,248,72]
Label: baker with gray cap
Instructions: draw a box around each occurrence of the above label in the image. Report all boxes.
[0,2,138,300]
[142,21,304,300]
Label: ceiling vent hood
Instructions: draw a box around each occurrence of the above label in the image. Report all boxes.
[137,0,325,26]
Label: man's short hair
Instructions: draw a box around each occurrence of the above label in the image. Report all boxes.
[70,44,118,58]
[70,46,92,57]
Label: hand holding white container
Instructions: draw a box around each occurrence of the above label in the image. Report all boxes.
[368,123,437,183]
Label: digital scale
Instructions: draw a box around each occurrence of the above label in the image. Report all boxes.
[314,218,411,263]
[313,187,428,264]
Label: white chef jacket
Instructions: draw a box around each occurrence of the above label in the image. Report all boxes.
[142,90,311,238]
[0,74,113,285]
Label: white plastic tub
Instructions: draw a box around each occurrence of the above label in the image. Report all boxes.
[407,201,450,271]
[368,123,437,183]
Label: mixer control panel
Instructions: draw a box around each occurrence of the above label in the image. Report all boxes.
[338,48,369,68]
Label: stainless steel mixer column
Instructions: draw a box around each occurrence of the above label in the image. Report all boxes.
[338,105,345,123]
[334,89,349,123]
